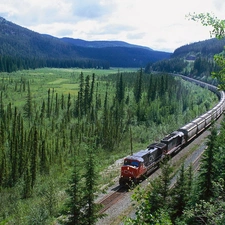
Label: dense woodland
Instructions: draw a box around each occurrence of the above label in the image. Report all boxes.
[0,55,110,73]
[172,38,225,58]
[145,38,225,83]
[0,68,217,224]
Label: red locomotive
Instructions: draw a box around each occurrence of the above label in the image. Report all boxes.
[119,132,184,186]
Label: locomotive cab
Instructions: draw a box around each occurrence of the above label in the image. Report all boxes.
[119,156,145,186]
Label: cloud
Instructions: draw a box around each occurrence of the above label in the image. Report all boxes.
[213,0,225,12]
[71,0,116,20]
[95,24,134,35]
[0,0,224,52]
[126,32,146,40]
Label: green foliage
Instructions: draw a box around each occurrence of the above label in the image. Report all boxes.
[197,127,217,201]
[187,12,225,90]
[187,12,225,39]
[124,158,174,224]
[63,159,84,225]
[0,68,218,224]
[183,179,225,225]
[212,53,225,90]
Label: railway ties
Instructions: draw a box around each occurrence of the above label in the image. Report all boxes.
[98,186,127,214]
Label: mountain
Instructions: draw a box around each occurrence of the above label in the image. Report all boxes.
[60,37,153,50]
[146,37,225,76]
[171,38,225,59]
[0,16,171,68]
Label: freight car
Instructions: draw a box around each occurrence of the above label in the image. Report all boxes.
[119,76,225,186]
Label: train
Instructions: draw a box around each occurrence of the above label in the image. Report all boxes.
[119,75,225,186]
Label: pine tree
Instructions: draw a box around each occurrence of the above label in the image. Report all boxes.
[197,126,217,201]
[23,81,33,120]
[66,93,71,122]
[40,100,46,124]
[89,73,95,107]
[64,159,84,225]
[23,160,32,198]
[170,164,193,222]
[134,68,143,103]
[116,73,125,103]
[30,126,39,188]
[148,158,173,214]
[82,148,100,225]
[47,88,51,118]
[55,92,59,118]
[84,75,90,114]
[78,72,84,116]
[40,139,49,175]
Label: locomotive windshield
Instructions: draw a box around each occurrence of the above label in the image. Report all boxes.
[124,159,140,167]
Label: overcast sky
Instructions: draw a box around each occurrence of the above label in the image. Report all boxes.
[1,0,225,52]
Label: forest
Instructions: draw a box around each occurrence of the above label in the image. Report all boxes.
[0,67,217,224]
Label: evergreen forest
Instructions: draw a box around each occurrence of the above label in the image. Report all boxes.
[0,67,218,224]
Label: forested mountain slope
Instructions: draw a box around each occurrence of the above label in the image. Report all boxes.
[171,38,225,58]
[145,37,225,81]
[0,16,171,68]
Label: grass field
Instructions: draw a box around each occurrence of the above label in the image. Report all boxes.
[1,67,138,108]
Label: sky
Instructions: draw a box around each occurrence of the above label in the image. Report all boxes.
[0,0,225,53]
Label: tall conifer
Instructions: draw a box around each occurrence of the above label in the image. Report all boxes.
[197,127,217,201]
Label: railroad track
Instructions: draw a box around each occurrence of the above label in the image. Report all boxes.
[98,186,127,214]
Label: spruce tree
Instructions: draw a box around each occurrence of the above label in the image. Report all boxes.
[116,73,125,103]
[64,159,83,225]
[134,68,143,103]
[170,164,193,222]
[89,73,95,106]
[84,75,90,114]
[23,160,32,198]
[147,158,173,215]
[78,72,84,116]
[30,126,39,188]
[82,148,100,225]
[23,81,33,120]
[47,88,51,118]
[197,126,217,201]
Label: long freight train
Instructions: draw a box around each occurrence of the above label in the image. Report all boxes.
[119,75,225,186]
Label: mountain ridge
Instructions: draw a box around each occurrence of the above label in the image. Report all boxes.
[0,16,171,68]
[60,37,153,50]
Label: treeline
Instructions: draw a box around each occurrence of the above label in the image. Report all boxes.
[145,56,221,86]
[0,55,110,73]
[0,70,217,224]
[125,123,225,225]
[145,58,189,74]
[172,38,225,58]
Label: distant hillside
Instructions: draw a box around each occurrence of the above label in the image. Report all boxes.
[0,16,171,68]
[60,37,153,50]
[172,38,225,59]
[146,37,225,77]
